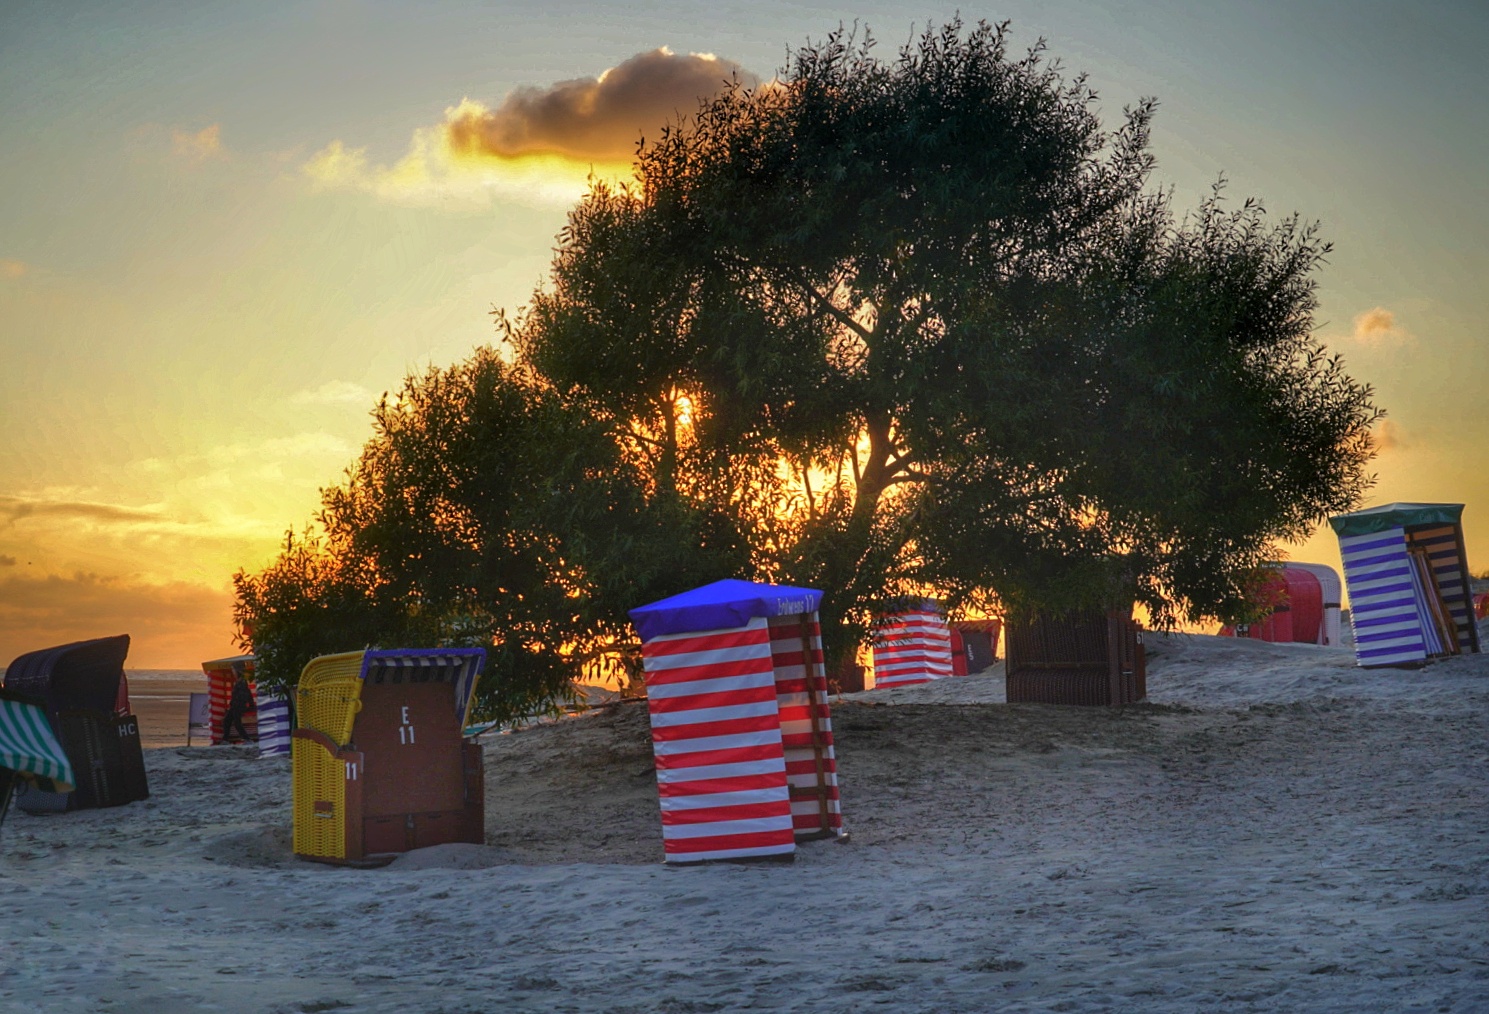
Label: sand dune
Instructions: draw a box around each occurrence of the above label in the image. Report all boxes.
[2,633,1485,1012]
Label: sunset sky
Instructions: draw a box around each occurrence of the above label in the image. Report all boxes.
[2,1,1485,668]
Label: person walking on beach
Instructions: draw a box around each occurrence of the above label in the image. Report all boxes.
[222,673,253,743]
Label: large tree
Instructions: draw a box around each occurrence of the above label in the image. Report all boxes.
[238,19,1379,713]
[509,19,1378,656]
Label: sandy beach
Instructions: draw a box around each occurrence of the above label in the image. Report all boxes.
[2,632,1486,1013]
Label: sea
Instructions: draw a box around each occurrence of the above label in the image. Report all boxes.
[1,668,210,748]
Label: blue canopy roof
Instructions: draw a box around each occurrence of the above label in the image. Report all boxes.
[629,579,823,642]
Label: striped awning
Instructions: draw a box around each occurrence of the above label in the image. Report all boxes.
[358,649,486,727]
[0,695,75,790]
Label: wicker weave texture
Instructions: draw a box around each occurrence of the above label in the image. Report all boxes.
[291,733,346,859]
[295,651,366,747]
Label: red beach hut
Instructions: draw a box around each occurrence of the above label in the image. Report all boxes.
[1219,563,1341,646]
[628,580,845,864]
[201,654,258,744]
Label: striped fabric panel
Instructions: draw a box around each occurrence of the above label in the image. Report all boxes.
[767,615,843,837]
[1338,528,1427,666]
[256,696,292,758]
[641,617,793,862]
[0,697,75,789]
[1407,526,1475,651]
[872,609,954,688]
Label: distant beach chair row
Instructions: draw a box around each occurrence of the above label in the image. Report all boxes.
[3,501,1475,863]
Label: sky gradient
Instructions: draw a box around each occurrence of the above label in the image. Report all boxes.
[2,0,1485,667]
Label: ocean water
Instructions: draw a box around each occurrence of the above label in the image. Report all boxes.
[124,669,209,700]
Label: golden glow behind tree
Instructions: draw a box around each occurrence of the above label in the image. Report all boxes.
[237,20,1379,717]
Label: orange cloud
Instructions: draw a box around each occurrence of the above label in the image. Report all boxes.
[446,48,757,162]
[0,571,234,670]
[1351,306,1412,346]
[0,259,27,278]
[172,123,224,162]
[304,48,757,207]
[1371,417,1412,452]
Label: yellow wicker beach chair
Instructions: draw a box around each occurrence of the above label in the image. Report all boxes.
[290,648,486,865]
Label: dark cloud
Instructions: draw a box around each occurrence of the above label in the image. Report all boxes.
[446,48,758,162]
[0,571,234,669]
[0,495,162,526]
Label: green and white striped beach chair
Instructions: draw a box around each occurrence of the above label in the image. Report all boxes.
[0,690,76,828]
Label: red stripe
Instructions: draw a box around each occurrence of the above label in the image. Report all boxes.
[654,743,783,769]
[792,814,842,830]
[643,656,775,686]
[786,758,837,776]
[658,773,786,796]
[663,829,795,854]
[644,627,770,657]
[766,649,823,668]
[651,715,782,742]
[660,801,792,825]
[646,685,778,714]
[875,648,950,660]
[767,620,820,638]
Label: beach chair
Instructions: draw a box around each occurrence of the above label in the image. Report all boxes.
[629,580,845,864]
[1005,610,1146,706]
[0,688,76,831]
[1331,503,1481,666]
[291,648,486,865]
[2,636,149,811]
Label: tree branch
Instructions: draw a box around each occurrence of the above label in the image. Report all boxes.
[797,270,875,344]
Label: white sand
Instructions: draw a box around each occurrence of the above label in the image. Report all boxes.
[2,633,1485,1012]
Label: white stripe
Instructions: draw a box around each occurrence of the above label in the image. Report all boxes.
[653,729,784,756]
[661,815,795,840]
[1352,619,1425,636]
[787,769,837,786]
[656,759,787,784]
[1339,528,1405,548]
[647,700,781,728]
[1350,590,1419,608]
[1356,633,1427,651]
[1360,650,1427,666]
[790,800,841,817]
[646,671,780,700]
[642,641,774,673]
[659,787,791,811]
[1349,568,1414,589]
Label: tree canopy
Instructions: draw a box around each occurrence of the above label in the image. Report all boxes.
[236,19,1379,716]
